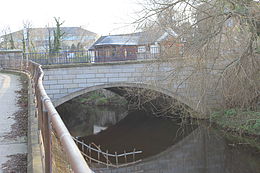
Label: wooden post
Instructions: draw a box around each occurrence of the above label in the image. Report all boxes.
[124,150,127,163]
[47,111,52,173]
[133,148,136,162]
[81,140,85,159]
[89,143,92,164]
[75,138,78,147]
[106,150,109,168]
[42,102,52,173]
[37,95,43,130]
[98,145,100,164]
[115,152,118,167]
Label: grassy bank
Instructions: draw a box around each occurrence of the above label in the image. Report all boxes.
[211,109,260,136]
[76,90,128,106]
[210,109,260,149]
[52,132,72,173]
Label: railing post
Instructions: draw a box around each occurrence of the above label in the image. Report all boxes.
[75,137,79,147]
[106,150,109,168]
[133,148,136,162]
[115,152,118,167]
[98,145,100,164]
[42,101,52,173]
[37,94,43,130]
[81,140,85,159]
[124,150,127,163]
[89,143,92,164]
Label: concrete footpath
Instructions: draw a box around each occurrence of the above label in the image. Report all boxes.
[0,73,27,172]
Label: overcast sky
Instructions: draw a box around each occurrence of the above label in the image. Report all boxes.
[0,0,142,36]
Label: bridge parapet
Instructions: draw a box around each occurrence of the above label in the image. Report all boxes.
[0,50,24,69]
[43,59,225,116]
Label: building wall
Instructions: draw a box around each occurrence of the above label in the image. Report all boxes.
[94,45,137,62]
[0,27,98,52]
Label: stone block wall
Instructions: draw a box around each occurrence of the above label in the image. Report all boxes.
[42,60,223,115]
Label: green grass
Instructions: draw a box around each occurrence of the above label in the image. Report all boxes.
[78,93,102,103]
[76,91,128,106]
[96,97,108,105]
[211,109,260,136]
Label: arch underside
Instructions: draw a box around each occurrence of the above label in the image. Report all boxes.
[53,82,206,116]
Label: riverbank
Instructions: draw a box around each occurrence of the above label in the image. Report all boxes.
[210,109,260,149]
[76,90,128,106]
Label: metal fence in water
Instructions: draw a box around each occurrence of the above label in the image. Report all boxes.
[73,137,142,168]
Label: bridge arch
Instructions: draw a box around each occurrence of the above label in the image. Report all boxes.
[53,82,196,112]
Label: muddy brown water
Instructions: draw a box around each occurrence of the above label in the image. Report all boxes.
[57,101,260,173]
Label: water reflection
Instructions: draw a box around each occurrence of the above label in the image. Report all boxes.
[91,126,260,173]
[81,110,196,162]
[57,103,260,173]
[56,102,127,137]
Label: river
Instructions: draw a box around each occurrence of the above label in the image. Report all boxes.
[57,100,260,173]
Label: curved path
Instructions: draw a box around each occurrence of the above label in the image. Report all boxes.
[0,73,27,172]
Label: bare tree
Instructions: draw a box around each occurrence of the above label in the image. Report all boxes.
[22,21,32,52]
[52,17,65,52]
[0,27,14,49]
[131,0,260,114]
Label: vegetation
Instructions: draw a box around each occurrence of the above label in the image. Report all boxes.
[76,90,128,106]
[22,21,32,52]
[9,33,15,49]
[137,0,259,110]
[128,0,260,139]
[211,109,260,136]
[52,132,72,173]
[48,17,65,53]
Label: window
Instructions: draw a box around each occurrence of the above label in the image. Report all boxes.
[180,37,187,42]
[150,45,160,54]
[138,46,146,53]
[112,48,116,56]
[124,49,127,57]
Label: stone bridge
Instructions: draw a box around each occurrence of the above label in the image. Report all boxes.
[0,50,225,172]
[42,60,222,117]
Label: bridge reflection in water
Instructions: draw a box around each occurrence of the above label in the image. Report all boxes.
[91,126,260,173]
[57,102,260,173]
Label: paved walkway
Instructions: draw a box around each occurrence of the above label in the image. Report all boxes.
[0,73,27,172]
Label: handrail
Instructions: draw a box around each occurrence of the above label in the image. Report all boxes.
[35,63,93,173]
[0,51,92,173]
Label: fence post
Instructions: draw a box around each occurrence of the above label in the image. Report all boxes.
[106,150,109,168]
[133,148,136,162]
[42,101,52,173]
[81,140,85,159]
[115,152,118,167]
[98,145,100,164]
[89,143,92,164]
[75,137,79,147]
[124,150,127,163]
[37,94,43,130]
